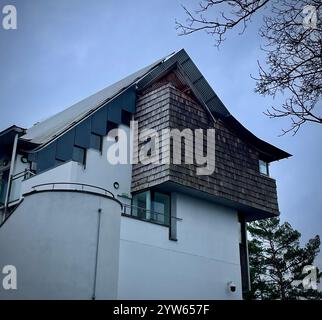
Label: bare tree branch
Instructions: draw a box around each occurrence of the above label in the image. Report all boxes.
[177,0,322,135]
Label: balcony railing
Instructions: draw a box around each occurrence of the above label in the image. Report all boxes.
[30,182,115,199]
[11,169,36,182]
[121,203,182,226]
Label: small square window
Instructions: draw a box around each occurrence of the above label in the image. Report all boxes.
[259,159,269,176]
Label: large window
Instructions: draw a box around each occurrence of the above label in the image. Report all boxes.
[131,190,170,226]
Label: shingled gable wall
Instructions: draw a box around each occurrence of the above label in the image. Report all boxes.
[131,80,279,216]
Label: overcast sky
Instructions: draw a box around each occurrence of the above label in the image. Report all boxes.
[0,0,321,268]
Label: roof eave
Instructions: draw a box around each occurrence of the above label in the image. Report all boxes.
[223,115,292,162]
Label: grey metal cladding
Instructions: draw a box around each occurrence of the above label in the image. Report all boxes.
[118,86,136,113]
[106,87,136,123]
[193,79,215,104]
[180,59,204,84]
[207,97,230,116]
[36,142,57,173]
[107,102,122,124]
[20,57,165,145]
[75,118,91,148]
[91,106,107,136]
[33,87,138,171]
[56,128,75,161]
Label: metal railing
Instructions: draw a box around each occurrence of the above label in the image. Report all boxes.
[30,182,115,199]
[121,203,182,226]
[11,169,36,181]
[0,170,35,212]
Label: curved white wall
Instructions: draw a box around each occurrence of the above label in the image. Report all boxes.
[0,190,122,299]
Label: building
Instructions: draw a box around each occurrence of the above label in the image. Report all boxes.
[0,49,290,299]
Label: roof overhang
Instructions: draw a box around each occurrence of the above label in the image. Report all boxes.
[0,126,26,157]
[223,115,291,162]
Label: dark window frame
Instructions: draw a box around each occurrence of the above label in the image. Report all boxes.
[151,190,171,226]
[130,189,171,227]
[259,159,270,176]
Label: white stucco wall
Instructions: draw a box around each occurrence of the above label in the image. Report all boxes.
[0,190,122,299]
[118,192,242,299]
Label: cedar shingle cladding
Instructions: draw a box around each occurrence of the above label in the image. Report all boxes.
[132,83,279,216]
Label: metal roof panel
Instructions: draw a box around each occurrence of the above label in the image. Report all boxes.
[21,58,165,145]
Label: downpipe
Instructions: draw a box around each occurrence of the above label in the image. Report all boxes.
[2,133,19,222]
[92,208,102,300]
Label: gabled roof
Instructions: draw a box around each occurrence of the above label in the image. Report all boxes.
[136,49,291,162]
[19,49,290,161]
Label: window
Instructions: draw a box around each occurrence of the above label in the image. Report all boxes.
[152,192,170,225]
[259,159,269,176]
[132,191,150,220]
[90,133,103,152]
[131,190,170,226]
